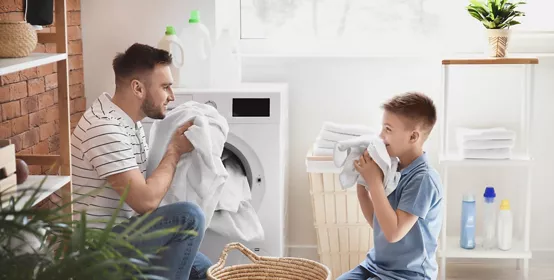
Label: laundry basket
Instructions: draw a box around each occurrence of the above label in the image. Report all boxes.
[207,242,331,280]
[306,150,374,279]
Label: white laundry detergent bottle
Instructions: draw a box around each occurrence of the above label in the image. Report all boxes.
[483,186,497,249]
[179,10,212,88]
[497,199,513,250]
[210,28,241,87]
[157,26,185,86]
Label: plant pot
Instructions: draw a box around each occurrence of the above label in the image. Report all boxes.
[0,21,38,58]
[486,28,510,58]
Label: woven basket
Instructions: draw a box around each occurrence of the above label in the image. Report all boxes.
[207,243,331,280]
[0,21,38,58]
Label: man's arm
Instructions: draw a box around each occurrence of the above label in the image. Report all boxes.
[107,121,193,214]
[106,148,182,214]
[357,184,374,228]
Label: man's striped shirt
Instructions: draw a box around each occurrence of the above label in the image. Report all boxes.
[70,93,149,228]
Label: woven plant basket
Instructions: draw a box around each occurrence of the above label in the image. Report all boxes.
[0,21,37,58]
[207,242,331,280]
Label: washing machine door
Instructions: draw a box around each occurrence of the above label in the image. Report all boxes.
[223,132,265,212]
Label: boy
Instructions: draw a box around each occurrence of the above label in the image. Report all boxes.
[338,92,443,280]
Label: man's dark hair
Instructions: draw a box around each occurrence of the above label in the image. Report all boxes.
[112,43,172,86]
[381,92,437,134]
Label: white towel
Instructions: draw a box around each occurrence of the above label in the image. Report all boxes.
[146,101,229,229]
[461,148,512,159]
[322,121,375,136]
[319,129,361,142]
[312,144,334,157]
[315,137,336,149]
[459,139,515,150]
[334,134,400,196]
[457,127,516,141]
[210,152,264,241]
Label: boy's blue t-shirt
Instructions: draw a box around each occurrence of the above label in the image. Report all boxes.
[363,153,443,280]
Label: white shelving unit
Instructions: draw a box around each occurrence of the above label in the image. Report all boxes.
[438,57,538,280]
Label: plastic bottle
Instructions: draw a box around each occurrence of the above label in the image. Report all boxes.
[483,186,497,249]
[178,10,212,88]
[157,26,185,86]
[460,193,476,249]
[210,28,241,87]
[497,199,513,250]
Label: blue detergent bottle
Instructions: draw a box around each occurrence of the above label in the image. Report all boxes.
[460,193,476,249]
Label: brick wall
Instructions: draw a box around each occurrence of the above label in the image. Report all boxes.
[0,0,85,174]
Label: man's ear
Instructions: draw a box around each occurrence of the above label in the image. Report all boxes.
[131,79,145,99]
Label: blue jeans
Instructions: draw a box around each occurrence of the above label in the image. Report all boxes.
[112,202,212,280]
[337,265,379,280]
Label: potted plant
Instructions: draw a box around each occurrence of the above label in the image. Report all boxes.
[0,181,195,279]
[466,0,526,57]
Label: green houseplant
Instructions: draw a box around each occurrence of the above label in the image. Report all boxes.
[466,0,526,57]
[0,180,194,280]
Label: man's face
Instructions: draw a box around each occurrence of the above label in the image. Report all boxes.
[141,65,174,119]
[379,111,414,157]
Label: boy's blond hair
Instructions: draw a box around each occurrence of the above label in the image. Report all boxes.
[381,92,437,136]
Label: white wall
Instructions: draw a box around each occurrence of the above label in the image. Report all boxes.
[81,0,215,106]
[241,56,554,257]
[81,0,554,259]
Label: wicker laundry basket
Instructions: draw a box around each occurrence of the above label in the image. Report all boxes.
[0,21,38,58]
[207,242,331,280]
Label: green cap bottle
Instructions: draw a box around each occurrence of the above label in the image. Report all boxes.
[189,10,200,23]
[165,26,176,35]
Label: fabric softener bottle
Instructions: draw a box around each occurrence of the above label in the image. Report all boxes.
[460,193,476,249]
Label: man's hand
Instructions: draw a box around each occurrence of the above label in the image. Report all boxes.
[354,150,384,186]
[167,120,194,155]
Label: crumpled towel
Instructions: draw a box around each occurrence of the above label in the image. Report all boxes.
[334,134,400,196]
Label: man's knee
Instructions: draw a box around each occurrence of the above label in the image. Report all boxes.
[171,202,205,231]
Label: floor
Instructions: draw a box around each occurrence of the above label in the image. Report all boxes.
[445,261,554,280]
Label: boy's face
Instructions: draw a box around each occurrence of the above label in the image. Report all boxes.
[379,111,417,157]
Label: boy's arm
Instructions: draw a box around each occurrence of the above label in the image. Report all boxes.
[355,151,437,243]
[356,184,374,228]
[366,180,419,243]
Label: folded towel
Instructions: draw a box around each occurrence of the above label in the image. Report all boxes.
[461,148,512,159]
[315,137,336,149]
[146,101,229,229]
[457,127,516,141]
[319,129,361,142]
[459,139,515,150]
[322,121,375,136]
[312,144,334,157]
[334,134,400,196]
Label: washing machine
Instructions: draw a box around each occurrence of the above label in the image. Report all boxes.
[141,83,289,265]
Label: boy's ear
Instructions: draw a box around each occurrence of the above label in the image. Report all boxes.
[410,131,420,143]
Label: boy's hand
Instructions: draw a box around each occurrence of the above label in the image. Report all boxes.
[354,150,384,186]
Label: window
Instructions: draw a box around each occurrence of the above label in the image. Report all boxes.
[238,0,554,54]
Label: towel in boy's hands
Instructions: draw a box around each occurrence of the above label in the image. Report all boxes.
[334,134,400,196]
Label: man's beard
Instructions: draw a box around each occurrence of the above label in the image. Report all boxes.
[141,93,165,120]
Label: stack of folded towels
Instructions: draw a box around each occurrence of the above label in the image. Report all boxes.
[312,122,376,156]
[456,127,516,159]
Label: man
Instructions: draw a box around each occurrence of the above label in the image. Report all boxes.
[69,43,211,279]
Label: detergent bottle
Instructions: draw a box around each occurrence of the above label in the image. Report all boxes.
[179,10,212,88]
[157,26,185,86]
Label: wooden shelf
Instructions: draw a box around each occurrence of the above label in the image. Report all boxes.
[442,57,539,65]
[11,175,71,210]
[0,53,67,76]
[438,236,531,259]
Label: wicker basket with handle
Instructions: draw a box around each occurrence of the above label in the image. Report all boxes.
[207,242,331,280]
[0,21,38,58]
